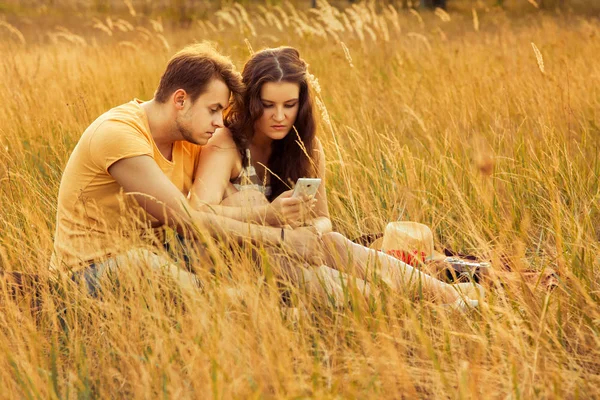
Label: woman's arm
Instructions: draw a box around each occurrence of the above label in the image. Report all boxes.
[307,138,333,234]
[190,129,273,224]
[190,129,309,226]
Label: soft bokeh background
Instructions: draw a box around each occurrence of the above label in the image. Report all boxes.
[1,0,599,398]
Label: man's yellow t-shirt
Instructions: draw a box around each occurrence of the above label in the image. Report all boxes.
[52,99,202,271]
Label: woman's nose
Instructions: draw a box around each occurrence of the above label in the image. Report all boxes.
[273,107,285,122]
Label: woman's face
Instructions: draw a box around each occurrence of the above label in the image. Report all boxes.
[254,81,300,141]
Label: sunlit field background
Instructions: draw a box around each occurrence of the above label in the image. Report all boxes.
[1,0,600,398]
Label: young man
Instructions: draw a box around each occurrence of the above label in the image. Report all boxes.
[51,43,321,294]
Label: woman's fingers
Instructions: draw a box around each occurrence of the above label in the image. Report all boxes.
[278,195,316,224]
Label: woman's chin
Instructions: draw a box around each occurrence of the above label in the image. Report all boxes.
[267,131,291,141]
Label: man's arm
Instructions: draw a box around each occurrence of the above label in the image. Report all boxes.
[108,155,320,260]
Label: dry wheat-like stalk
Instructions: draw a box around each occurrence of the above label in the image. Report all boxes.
[364,25,377,42]
[244,38,254,56]
[215,9,237,28]
[407,32,431,52]
[409,9,424,28]
[155,34,170,51]
[0,21,26,45]
[528,0,540,8]
[341,13,354,34]
[472,8,479,32]
[403,105,427,132]
[307,72,322,95]
[377,15,390,42]
[118,41,140,51]
[149,18,164,33]
[254,14,267,28]
[434,8,451,23]
[531,42,545,74]
[205,21,218,33]
[50,27,87,45]
[123,0,136,17]
[115,19,134,32]
[340,41,354,68]
[49,31,87,46]
[434,26,447,42]
[135,26,153,41]
[264,11,283,32]
[324,27,340,42]
[273,6,290,28]
[92,18,113,36]
[385,4,401,35]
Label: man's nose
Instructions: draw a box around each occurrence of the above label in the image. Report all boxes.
[213,113,224,128]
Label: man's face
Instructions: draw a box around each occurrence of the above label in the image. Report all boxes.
[175,78,230,146]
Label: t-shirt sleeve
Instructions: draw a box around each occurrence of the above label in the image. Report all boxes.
[88,120,153,173]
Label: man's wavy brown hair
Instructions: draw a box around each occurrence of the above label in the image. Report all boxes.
[225,47,317,201]
[155,42,243,106]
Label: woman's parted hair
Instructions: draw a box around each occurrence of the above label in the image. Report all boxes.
[154,42,243,106]
[226,46,317,201]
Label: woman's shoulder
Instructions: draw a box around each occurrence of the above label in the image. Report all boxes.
[312,137,325,159]
[206,127,238,151]
[313,137,323,151]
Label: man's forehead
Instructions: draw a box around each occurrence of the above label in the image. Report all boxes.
[200,79,230,102]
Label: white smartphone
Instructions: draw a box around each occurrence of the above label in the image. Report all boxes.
[292,178,321,198]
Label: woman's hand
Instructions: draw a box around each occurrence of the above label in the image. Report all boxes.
[284,226,325,265]
[267,190,317,227]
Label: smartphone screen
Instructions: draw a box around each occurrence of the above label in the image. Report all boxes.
[292,178,321,198]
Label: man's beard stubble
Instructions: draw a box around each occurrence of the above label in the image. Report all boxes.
[175,115,199,145]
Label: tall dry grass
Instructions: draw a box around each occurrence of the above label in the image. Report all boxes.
[1,1,600,398]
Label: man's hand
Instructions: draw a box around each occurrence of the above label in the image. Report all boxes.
[267,190,316,227]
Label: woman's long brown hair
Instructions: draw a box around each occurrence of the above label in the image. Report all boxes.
[225,47,316,201]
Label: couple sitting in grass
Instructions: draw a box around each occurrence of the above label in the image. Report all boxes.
[52,42,483,310]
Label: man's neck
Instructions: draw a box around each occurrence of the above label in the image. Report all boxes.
[141,99,178,160]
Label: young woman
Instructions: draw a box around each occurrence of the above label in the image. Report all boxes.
[190,47,482,308]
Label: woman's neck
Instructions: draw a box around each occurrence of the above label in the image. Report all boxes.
[251,131,274,160]
[251,130,273,151]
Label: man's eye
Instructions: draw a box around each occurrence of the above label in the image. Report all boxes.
[210,108,219,113]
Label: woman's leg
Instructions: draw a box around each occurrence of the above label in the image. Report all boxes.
[222,190,378,304]
[319,232,473,303]
[264,249,374,308]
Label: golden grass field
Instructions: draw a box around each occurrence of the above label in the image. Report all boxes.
[1,0,600,398]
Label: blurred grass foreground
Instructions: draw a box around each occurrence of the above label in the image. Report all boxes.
[1,0,600,398]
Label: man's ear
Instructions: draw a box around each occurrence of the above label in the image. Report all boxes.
[173,89,187,109]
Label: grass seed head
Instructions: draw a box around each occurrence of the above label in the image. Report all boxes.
[531,42,545,74]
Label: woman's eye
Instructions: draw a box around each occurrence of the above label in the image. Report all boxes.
[210,108,218,113]
[262,103,273,108]
[285,103,297,108]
